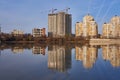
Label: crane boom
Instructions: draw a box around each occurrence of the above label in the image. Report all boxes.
[49,8,57,14]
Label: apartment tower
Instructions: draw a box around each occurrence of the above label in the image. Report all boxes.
[48,12,72,37]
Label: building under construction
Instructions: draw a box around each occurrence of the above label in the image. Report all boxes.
[48,9,72,37]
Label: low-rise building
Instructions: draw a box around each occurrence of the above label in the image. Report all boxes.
[32,28,46,37]
[11,29,24,36]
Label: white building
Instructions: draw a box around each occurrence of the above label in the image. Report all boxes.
[11,29,24,36]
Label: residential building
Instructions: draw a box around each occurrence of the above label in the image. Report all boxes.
[102,16,120,38]
[102,23,113,38]
[48,12,72,37]
[11,29,24,36]
[75,14,98,38]
[32,28,46,37]
[75,22,83,37]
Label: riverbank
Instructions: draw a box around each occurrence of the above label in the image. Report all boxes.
[1,38,120,45]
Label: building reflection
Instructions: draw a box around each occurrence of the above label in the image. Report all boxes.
[32,46,45,55]
[102,45,120,67]
[48,45,71,72]
[75,45,98,69]
[11,47,24,53]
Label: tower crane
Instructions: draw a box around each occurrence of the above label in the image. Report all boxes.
[49,8,57,14]
[40,8,57,14]
[57,8,70,13]
[64,8,70,13]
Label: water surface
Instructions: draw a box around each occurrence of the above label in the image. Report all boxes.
[0,44,120,80]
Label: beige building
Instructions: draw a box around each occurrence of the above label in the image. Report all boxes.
[102,45,120,67]
[75,22,83,37]
[102,23,113,38]
[75,45,98,69]
[102,16,120,38]
[48,12,72,37]
[48,45,71,72]
[32,28,46,37]
[11,29,24,36]
[75,14,98,38]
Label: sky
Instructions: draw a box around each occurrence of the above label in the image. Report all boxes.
[0,0,120,34]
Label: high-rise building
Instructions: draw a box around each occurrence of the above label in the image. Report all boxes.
[75,14,98,38]
[102,23,113,38]
[75,22,83,37]
[102,16,120,38]
[48,12,72,37]
[32,28,46,37]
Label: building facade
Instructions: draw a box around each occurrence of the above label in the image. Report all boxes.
[32,28,46,37]
[48,12,72,37]
[102,16,120,38]
[75,14,98,38]
[11,29,24,36]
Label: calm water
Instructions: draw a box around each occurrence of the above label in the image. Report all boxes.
[0,44,120,80]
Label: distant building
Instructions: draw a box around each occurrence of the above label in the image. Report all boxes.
[75,14,98,38]
[48,12,72,37]
[102,16,120,38]
[32,28,46,37]
[11,29,24,36]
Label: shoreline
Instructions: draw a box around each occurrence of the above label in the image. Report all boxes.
[1,38,120,45]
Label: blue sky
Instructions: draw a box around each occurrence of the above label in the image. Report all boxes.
[0,0,120,34]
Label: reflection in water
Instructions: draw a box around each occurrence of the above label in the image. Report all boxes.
[102,45,120,67]
[0,50,1,56]
[11,47,24,53]
[75,45,98,69]
[48,45,71,72]
[1,44,120,69]
[1,44,120,80]
[32,46,45,55]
